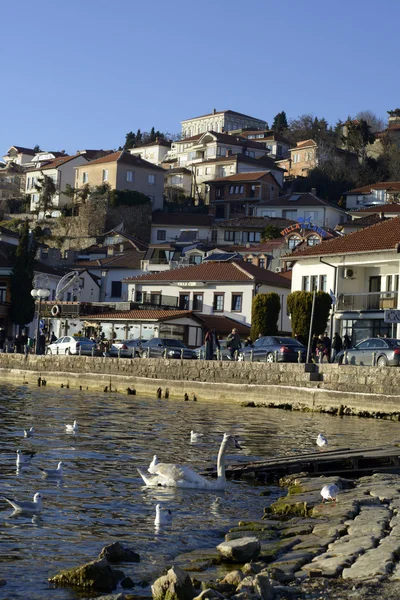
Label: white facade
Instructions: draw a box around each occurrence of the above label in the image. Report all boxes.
[346,188,393,210]
[255,202,347,229]
[129,143,170,166]
[77,266,144,302]
[150,224,213,244]
[181,110,267,138]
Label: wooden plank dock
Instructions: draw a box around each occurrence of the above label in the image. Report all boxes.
[217,445,400,481]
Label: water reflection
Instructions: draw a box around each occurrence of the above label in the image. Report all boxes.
[1,384,400,599]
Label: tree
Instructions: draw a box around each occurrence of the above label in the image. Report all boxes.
[10,220,37,330]
[33,145,41,153]
[271,111,288,133]
[250,293,281,339]
[34,172,57,216]
[356,110,386,133]
[109,189,151,207]
[287,291,332,342]
[344,119,375,162]
[123,131,136,150]
[261,224,282,241]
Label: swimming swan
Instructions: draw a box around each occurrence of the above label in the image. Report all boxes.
[65,420,78,433]
[148,455,159,473]
[137,433,242,490]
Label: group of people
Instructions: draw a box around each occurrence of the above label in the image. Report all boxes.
[309,331,352,363]
[204,327,242,361]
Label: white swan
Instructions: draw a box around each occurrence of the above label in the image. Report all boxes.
[321,483,339,503]
[38,461,63,478]
[65,420,78,433]
[148,455,159,473]
[137,433,242,490]
[24,427,34,438]
[3,492,42,514]
[154,504,172,525]
[190,431,204,442]
[316,433,328,448]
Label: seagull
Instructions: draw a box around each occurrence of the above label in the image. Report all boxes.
[148,455,159,474]
[65,420,78,433]
[154,504,172,526]
[38,461,63,478]
[316,433,328,448]
[3,492,43,514]
[24,427,34,438]
[16,449,34,468]
[190,431,204,442]
[321,484,339,503]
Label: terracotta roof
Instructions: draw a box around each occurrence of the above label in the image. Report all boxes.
[346,181,400,194]
[194,314,250,336]
[218,216,295,229]
[123,260,290,287]
[207,171,279,185]
[182,109,267,123]
[347,214,386,227]
[84,309,193,321]
[256,192,346,211]
[291,216,400,258]
[9,146,36,155]
[75,250,146,269]
[350,204,400,214]
[77,149,114,159]
[25,154,84,172]
[83,150,164,171]
[152,212,214,226]
[292,139,317,150]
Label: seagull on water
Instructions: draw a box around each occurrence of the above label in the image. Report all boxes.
[24,427,34,438]
[38,461,63,478]
[154,504,172,526]
[65,420,78,433]
[316,433,328,448]
[190,431,204,442]
[3,492,43,514]
[148,455,159,473]
[16,449,34,468]
[321,483,339,503]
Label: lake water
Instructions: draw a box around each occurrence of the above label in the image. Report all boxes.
[1,383,400,599]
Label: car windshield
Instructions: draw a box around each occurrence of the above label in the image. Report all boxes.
[273,338,304,346]
[126,340,141,346]
[164,340,186,348]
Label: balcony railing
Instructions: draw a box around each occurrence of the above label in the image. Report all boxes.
[337,291,398,311]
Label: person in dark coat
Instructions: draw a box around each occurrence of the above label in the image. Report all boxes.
[294,332,306,346]
[331,332,342,362]
[13,334,22,353]
[343,334,352,350]
[311,334,319,362]
[323,332,331,356]
[204,329,214,360]
[38,331,46,355]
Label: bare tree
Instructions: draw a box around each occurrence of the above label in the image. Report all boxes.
[356,110,386,133]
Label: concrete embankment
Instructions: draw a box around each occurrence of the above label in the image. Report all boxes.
[1,354,400,417]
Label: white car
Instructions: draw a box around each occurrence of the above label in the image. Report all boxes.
[46,336,97,356]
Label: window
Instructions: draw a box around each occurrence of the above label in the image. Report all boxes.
[307,235,320,246]
[277,144,283,157]
[157,229,166,241]
[387,275,393,291]
[246,258,253,264]
[259,258,265,269]
[319,274,327,292]
[148,174,156,185]
[197,168,202,175]
[395,275,399,292]
[179,294,189,310]
[283,209,297,219]
[261,210,276,217]
[231,293,242,312]
[205,167,212,175]
[0,286,6,303]
[293,154,300,163]
[311,275,318,291]
[242,231,261,243]
[27,177,31,189]
[126,170,134,182]
[215,187,224,199]
[193,293,203,311]
[229,185,235,195]
[102,169,108,181]
[213,293,224,312]
[304,211,318,221]
[83,172,89,183]
[111,281,122,298]
[302,276,310,292]
[288,235,301,249]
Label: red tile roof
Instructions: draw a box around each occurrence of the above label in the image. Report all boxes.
[207,171,279,185]
[346,181,400,194]
[350,204,400,214]
[123,260,290,287]
[74,250,146,269]
[84,309,193,321]
[83,150,164,171]
[194,314,250,335]
[292,139,317,150]
[25,154,84,172]
[291,216,400,258]
[257,192,346,210]
[152,212,214,226]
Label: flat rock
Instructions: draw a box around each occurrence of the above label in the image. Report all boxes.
[326,534,377,556]
[193,589,225,600]
[219,570,244,586]
[302,554,353,577]
[217,537,260,562]
[268,550,314,574]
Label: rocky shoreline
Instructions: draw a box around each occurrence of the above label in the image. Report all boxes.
[42,471,400,600]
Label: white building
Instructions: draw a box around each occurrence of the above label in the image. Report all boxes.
[129,139,171,166]
[151,213,215,245]
[287,216,400,343]
[345,181,400,210]
[3,146,36,166]
[123,260,291,331]
[181,109,267,138]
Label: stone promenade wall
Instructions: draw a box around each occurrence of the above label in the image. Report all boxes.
[1,354,400,417]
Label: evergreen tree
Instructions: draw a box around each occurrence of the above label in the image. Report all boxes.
[250,293,281,339]
[344,119,375,162]
[287,291,332,342]
[123,131,136,150]
[135,129,143,145]
[34,172,57,216]
[271,111,288,132]
[33,144,41,153]
[261,224,282,241]
[10,221,37,329]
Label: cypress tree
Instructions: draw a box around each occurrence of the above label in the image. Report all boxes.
[10,220,37,330]
[250,293,281,339]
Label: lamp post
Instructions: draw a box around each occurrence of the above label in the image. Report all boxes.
[31,280,51,355]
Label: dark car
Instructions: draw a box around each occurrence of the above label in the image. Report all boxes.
[238,336,306,363]
[335,337,400,367]
[195,340,230,360]
[139,338,197,359]
[108,339,142,358]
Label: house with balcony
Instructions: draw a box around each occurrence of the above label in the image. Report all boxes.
[254,192,349,230]
[25,154,89,217]
[180,109,267,138]
[276,139,358,179]
[344,181,400,210]
[129,138,172,166]
[123,260,291,331]
[75,151,165,211]
[216,216,295,246]
[164,167,192,200]
[238,130,291,159]
[208,171,281,220]
[3,146,36,166]
[288,216,400,343]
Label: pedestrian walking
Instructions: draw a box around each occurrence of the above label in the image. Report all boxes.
[204,328,219,360]
[343,333,352,350]
[226,328,241,360]
[331,332,342,363]
[316,334,329,363]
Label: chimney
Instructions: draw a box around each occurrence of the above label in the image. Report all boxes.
[213,108,216,115]
[226,149,232,157]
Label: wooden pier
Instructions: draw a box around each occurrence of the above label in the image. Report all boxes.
[218,445,400,481]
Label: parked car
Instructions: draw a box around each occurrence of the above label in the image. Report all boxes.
[335,337,400,367]
[108,339,142,358]
[238,336,306,363]
[195,340,230,360]
[46,336,97,356]
[139,338,197,359]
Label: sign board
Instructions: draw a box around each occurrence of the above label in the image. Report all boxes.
[384,309,400,323]
[280,216,328,239]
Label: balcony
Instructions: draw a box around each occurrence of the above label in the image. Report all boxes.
[140,293,179,309]
[337,291,398,312]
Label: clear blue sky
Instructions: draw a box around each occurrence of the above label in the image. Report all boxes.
[2,0,399,154]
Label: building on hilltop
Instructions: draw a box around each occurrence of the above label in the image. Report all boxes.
[344,181,400,210]
[129,138,172,166]
[180,109,267,139]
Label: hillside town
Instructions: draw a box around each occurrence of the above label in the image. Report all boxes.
[2,106,400,352]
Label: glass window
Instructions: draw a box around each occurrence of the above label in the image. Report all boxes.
[307,235,320,246]
[259,258,265,269]
[311,275,318,291]
[302,276,310,291]
[179,294,189,310]
[102,169,108,181]
[213,294,224,312]
[387,275,393,291]
[111,281,122,297]
[157,230,166,241]
[231,294,242,311]
[193,294,203,311]
[395,275,399,292]
[0,287,6,302]
[148,174,156,185]
[288,235,302,249]
[126,170,134,182]
[319,274,327,292]
[82,172,88,183]
[283,210,297,219]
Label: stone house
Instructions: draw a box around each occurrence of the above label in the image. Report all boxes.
[180,108,267,138]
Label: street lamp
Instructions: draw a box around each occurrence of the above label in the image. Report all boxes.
[31,277,51,355]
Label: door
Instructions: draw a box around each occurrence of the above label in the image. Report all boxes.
[369,277,381,310]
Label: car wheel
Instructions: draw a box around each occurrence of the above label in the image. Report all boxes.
[46,348,52,355]
[237,353,245,362]
[266,352,275,363]
[377,355,388,367]
[65,348,70,355]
